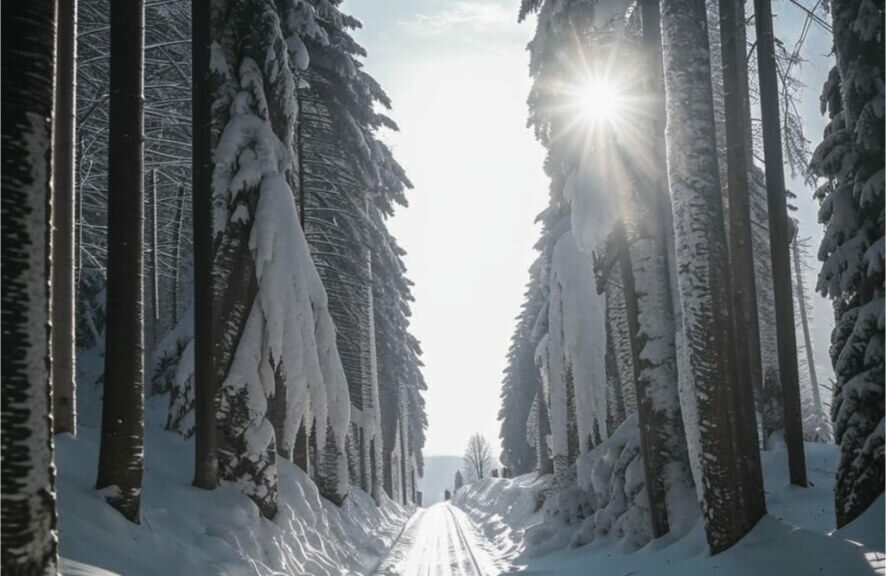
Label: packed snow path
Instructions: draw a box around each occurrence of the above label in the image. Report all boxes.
[375,503,501,576]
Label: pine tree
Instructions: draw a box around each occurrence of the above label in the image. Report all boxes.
[498,256,545,476]
[792,233,833,443]
[76,0,195,358]
[809,0,884,526]
[1,1,60,570]
[660,0,765,551]
[95,0,146,523]
[754,0,808,488]
[718,0,768,525]
[208,0,352,517]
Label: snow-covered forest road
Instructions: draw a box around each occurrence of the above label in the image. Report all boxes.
[375,504,502,576]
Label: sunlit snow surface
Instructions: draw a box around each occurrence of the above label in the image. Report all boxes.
[452,442,885,576]
[375,503,504,576]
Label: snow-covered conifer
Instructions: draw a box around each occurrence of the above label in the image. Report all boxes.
[809,0,884,525]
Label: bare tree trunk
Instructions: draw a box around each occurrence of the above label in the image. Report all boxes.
[613,223,669,537]
[52,0,78,435]
[1,1,59,570]
[792,236,826,435]
[191,0,218,491]
[660,0,763,551]
[96,0,146,524]
[150,168,159,346]
[535,377,553,475]
[294,422,310,475]
[718,0,767,525]
[171,184,185,326]
[753,0,808,487]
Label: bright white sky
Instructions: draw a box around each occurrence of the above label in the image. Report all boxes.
[345,0,836,459]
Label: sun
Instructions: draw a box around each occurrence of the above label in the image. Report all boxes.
[577,76,622,124]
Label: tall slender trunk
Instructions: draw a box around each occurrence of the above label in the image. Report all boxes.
[149,168,159,347]
[191,0,217,491]
[96,0,146,523]
[628,0,698,540]
[792,236,826,436]
[614,222,669,537]
[1,1,59,570]
[171,184,185,326]
[718,0,767,525]
[753,0,808,487]
[52,0,78,435]
[659,0,762,551]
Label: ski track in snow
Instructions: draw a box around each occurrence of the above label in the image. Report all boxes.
[374,503,502,576]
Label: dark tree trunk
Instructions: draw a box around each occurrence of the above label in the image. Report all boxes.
[294,422,310,475]
[52,0,78,436]
[191,0,218,491]
[535,377,553,475]
[753,0,808,487]
[718,0,767,525]
[1,1,59,571]
[604,301,626,433]
[96,0,146,523]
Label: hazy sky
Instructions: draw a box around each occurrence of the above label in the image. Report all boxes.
[345,0,837,459]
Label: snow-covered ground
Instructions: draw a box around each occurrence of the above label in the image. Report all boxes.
[453,443,885,575]
[375,503,505,576]
[57,391,412,576]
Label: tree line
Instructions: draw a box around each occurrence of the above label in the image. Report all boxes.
[2,0,428,572]
[500,0,882,555]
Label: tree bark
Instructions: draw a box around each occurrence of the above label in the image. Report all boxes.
[792,235,827,439]
[1,1,59,570]
[625,0,698,541]
[150,168,160,341]
[614,223,669,538]
[171,184,185,326]
[718,0,767,525]
[191,0,218,491]
[659,0,761,551]
[535,376,553,475]
[96,0,146,524]
[52,0,79,436]
[753,0,808,487]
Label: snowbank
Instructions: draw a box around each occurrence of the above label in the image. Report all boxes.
[451,473,552,564]
[57,394,411,576]
[453,441,884,575]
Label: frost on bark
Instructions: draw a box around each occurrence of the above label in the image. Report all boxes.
[660,0,765,551]
[52,0,78,436]
[96,0,146,524]
[718,0,768,514]
[1,1,59,571]
[809,0,884,526]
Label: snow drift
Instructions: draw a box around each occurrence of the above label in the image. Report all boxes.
[453,439,884,575]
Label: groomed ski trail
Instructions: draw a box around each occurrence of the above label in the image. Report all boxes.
[374,503,502,576]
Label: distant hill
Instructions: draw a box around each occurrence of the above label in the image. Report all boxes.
[421,455,462,506]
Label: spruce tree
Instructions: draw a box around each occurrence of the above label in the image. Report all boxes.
[809,0,884,526]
